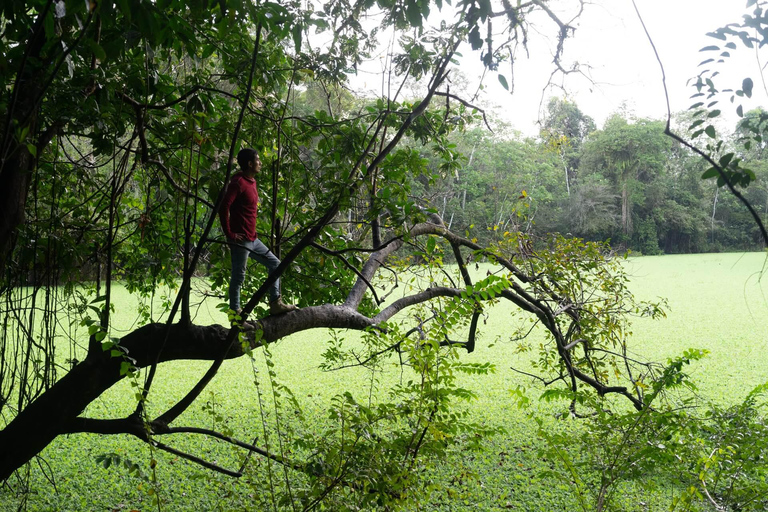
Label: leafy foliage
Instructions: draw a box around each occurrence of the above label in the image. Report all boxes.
[4,0,768,510]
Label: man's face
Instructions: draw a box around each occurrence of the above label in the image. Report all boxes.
[245,154,261,175]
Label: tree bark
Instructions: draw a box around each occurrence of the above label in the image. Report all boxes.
[0,147,34,276]
[0,11,50,278]
[0,305,374,480]
[621,182,632,236]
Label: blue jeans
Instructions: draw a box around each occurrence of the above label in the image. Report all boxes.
[228,238,281,310]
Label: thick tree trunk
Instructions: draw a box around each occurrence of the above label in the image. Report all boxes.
[0,323,228,480]
[0,13,49,279]
[0,148,34,276]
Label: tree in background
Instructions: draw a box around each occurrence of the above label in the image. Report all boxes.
[579,115,670,252]
[660,0,768,250]
[540,97,596,196]
[415,127,564,246]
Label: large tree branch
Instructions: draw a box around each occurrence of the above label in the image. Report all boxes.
[345,217,643,410]
[0,285,463,481]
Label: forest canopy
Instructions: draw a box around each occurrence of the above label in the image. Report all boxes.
[2,0,768,510]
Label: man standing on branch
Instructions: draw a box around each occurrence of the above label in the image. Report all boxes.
[220,148,297,316]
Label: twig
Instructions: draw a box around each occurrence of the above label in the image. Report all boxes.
[632,0,768,247]
[151,440,242,477]
[162,426,303,470]
[312,242,381,305]
[510,366,566,386]
[433,91,493,132]
[148,159,214,208]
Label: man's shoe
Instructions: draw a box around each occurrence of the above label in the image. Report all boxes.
[269,297,297,315]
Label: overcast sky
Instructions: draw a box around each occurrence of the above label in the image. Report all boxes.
[478,0,765,135]
[349,0,765,136]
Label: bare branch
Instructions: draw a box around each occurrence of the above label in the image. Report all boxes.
[147,159,214,209]
[312,242,381,305]
[151,440,242,477]
[162,427,303,471]
[433,91,494,132]
[510,366,567,387]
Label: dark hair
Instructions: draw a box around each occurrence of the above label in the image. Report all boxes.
[237,148,259,170]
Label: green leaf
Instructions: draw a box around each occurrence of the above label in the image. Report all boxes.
[498,74,509,91]
[420,0,431,18]
[707,109,721,118]
[115,0,130,20]
[426,236,436,254]
[201,44,216,59]
[291,24,302,52]
[701,167,719,179]
[706,30,727,41]
[87,39,107,62]
[468,26,482,50]
[17,124,29,143]
[737,105,744,117]
[741,170,755,186]
[405,2,422,28]
[705,125,716,138]
[699,45,720,52]
[743,77,754,98]
[719,153,734,167]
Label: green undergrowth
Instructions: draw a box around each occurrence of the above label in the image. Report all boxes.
[3,252,768,511]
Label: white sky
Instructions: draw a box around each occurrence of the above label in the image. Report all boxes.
[487,0,766,135]
[554,1,761,130]
[350,0,766,136]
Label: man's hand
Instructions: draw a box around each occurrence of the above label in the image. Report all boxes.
[232,233,247,242]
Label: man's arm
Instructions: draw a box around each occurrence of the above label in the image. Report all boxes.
[219,179,239,240]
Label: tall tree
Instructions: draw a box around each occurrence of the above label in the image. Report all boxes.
[580,115,670,247]
[540,97,596,195]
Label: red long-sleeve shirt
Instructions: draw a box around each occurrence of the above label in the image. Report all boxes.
[219,172,259,241]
